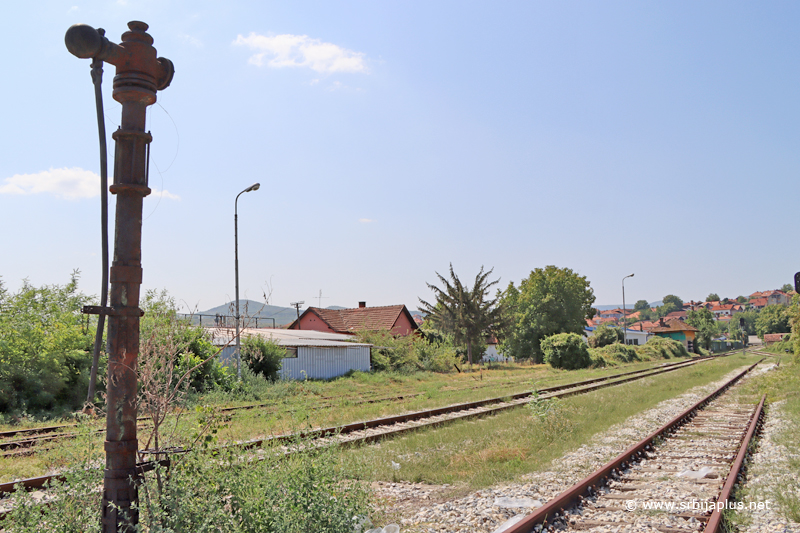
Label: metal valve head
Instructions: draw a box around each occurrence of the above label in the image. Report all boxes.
[65,23,104,59]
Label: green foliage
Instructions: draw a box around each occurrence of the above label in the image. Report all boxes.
[633,300,650,312]
[638,336,689,360]
[241,336,285,381]
[706,293,720,302]
[781,283,794,293]
[0,273,96,414]
[587,323,622,348]
[589,343,641,365]
[662,294,684,309]
[5,438,371,532]
[414,338,461,373]
[686,308,719,350]
[140,290,232,393]
[756,305,792,339]
[540,333,591,370]
[501,266,595,363]
[356,330,420,373]
[737,296,747,304]
[419,264,506,365]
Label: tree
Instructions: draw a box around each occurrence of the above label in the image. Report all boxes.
[419,265,506,366]
[633,300,650,312]
[755,305,791,339]
[686,308,718,350]
[737,296,747,304]
[660,294,684,316]
[781,283,793,293]
[501,266,595,363]
[706,293,720,302]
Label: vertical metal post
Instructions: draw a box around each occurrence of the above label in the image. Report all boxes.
[622,273,634,346]
[234,183,259,381]
[66,21,173,532]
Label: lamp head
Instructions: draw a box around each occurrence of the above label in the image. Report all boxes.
[246,183,260,192]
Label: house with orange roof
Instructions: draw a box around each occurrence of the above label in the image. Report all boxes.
[288,302,419,336]
[650,318,699,351]
[749,298,768,310]
[710,303,743,319]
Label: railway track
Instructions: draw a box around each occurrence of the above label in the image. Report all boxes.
[501,360,766,533]
[0,357,711,457]
[0,354,734,500]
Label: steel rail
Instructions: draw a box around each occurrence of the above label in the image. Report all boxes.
[704,394,766,533]
[0,357,704,452]
[501,360,763,533]
[0,355,724,496]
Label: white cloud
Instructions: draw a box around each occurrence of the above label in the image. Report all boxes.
[0,167,100,200]
[234,33,367,73]
[180,34,203,48]
[149,188,181,201]
[359,218,374,223]
[0,167,180,201]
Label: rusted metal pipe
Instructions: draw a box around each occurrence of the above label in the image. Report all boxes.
[66,21,173,532]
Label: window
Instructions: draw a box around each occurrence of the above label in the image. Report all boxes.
[284,347,298,358]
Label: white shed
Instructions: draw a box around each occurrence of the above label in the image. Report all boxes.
[207,327,372,380]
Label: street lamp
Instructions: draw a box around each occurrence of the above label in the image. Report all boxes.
[235,182,260,381]
[622,273,634,346]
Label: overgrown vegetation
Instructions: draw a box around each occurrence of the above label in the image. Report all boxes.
[241,335,285,381]
[0,272,95,415]
[5,436,372,532]
[540,333,591,369]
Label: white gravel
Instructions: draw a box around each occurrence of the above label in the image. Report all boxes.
[372,365,781,533]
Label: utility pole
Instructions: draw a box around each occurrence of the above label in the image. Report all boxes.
[622,273,634,346]
[66,21,173,532]
[290,301,304,323]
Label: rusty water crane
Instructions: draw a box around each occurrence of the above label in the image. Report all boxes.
[66,21,173,532]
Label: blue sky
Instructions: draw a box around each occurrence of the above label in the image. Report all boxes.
[2,1,798,313]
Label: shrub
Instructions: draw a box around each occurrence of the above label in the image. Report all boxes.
[639,336,689,360]
[541,333,592,370]
[415,340,460,373]
[0,272,96,414]
[355,330,420,373]
[241,336,285,381]
[588,323,622,348]
[589,343,641,365]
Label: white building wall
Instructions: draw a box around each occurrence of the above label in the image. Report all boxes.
[219,345,371,380]
[280,346,371,380]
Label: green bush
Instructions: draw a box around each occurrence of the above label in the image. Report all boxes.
[541,333,592,370]
[588,324,623,348]
[589,343,641,365]
[355,330,420,373]
[414,340,460,373]
[0,273,96,414]
[638,336,689,360]
[241,336,285,381]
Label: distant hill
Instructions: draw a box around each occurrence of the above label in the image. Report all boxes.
[196,301,352,327]
[595,301,661,310]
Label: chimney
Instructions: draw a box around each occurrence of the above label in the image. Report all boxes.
[659,317,665,327]
[358,301,366,308]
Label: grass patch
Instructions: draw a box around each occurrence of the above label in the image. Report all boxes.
[0,358,691,482]
[727,358,800,526]
[338,353,759,495]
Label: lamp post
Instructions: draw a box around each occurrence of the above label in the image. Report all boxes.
[622,273,634,346]
[235,183,260,381]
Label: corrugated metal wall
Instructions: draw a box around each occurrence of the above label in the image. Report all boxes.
[280,346,371,380]
[218,345,371,380]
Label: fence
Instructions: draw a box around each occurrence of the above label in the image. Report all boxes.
[178,313,277,329]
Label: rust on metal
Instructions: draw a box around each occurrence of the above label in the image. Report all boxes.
[66,20,172,533]
[704,394,767,533]
[500,360,762,533]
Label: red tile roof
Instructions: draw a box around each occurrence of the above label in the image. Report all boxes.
[764,333,789,343]
[750,298,768,307]
[291,305,418,334]
[650,319,699,333]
